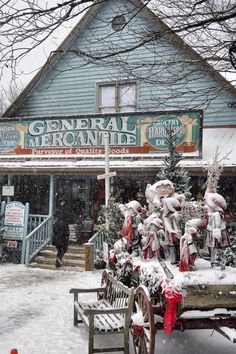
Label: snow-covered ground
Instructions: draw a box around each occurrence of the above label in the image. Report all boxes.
[1,264,236,354]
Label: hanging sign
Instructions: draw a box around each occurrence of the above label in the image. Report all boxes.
[2,185,14,196]
[97,171,117,180]
[82,216,93,233]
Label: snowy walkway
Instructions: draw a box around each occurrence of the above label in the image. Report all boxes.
[0,264,236,354]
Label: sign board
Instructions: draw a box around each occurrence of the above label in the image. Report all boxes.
[3,201,27,240]
[0,111,203,158]
[82,216,93,233]
[97,171,117,180]
[6,240,18,248]
[2,185,14,196]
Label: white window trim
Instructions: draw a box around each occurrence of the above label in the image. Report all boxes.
[96,81,137,113]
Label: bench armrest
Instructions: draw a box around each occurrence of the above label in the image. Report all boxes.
[83,307,129,316]
[70,287,105,295]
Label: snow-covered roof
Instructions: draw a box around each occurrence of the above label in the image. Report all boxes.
[0,127,235,174]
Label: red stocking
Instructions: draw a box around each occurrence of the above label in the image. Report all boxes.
[163,290,183,334]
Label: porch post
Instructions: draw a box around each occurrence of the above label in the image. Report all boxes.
[49,175,54,242]
[104,133,110,207]
[49,175,54,217]
[7,175,11,203]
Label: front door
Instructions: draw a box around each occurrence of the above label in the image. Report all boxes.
[55,177,90,224]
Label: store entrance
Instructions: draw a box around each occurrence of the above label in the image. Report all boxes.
[55,177,90,224]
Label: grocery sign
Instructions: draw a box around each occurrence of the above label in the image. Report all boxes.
[0,111,203,157]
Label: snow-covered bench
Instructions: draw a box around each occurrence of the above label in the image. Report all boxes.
[69,272,135,354]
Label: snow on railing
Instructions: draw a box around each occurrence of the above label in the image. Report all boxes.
[87,230,105,267]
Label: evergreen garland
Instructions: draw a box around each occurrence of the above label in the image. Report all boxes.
[156,128,191,199]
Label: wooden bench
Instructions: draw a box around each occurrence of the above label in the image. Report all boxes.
[69,272,135,354]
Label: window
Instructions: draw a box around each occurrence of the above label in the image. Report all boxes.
[97,82,136,113]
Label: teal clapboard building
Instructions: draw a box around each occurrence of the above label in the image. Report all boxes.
[1,0,236,227]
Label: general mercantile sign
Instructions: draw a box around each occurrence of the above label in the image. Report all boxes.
[0,111,203,157]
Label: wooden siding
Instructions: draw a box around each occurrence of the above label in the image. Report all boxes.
[15,0,236,126]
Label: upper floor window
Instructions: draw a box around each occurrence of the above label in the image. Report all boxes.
[97,82,136,113]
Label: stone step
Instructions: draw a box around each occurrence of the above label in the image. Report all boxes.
[46,244,85,255]
[33,255,84,267]
[39,249,84,260]
[29,244,86,271]
[28,262,84,272]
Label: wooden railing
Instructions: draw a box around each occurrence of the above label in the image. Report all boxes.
[86,230,106,270]
[22,215,52,265]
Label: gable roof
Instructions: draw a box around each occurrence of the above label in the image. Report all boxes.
[3,0,236,118]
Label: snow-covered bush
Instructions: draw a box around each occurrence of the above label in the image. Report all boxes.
[116,258,133,288]
[139,266,163,304]
[224,241,236,267]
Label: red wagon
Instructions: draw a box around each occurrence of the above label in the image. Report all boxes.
[104,258,236,354]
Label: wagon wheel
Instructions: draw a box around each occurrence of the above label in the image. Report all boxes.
[131,285,156,354]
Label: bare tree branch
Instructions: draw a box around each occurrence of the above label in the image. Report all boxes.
[0,0,235,111]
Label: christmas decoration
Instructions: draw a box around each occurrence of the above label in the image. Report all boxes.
[224,241,236,267]
[116,258,133,287]
[97,197,124,247]
[179,218,205,271]
[139,265,163,304]
[156,128,191,199]
[161,279,183,334]
[142,217,165,260]
[204,148,231,269]
[94,249,106,270]
[119,200,146,256]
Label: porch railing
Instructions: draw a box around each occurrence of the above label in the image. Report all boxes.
[23,215,52,265]
[87,230,106,267]
[28,214,49,233]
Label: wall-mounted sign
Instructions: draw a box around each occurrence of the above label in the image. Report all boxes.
[0,111,203,157]
[3,201,26,240]
[2,185,14,197]
[82,216,93,233]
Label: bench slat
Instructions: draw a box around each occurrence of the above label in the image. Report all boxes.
[70,273,134,354]
[94,313,124,331]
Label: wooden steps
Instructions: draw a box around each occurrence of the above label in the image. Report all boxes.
[28,244,85,271]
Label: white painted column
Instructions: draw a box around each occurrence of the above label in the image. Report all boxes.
[49,175,54,217]
[104,133,110,207]
[49,175,54,243]
[7,175,11,203]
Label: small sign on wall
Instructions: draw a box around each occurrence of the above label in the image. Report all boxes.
[2,185,14,197]
[3,201,26,240]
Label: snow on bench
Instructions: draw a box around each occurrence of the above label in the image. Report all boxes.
[69,272,135,354]
[219,327,236,343]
